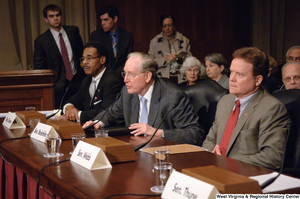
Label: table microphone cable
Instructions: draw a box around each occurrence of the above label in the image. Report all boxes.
[46,87,69,120]
[260,121,291,190]
[37,158,71,198]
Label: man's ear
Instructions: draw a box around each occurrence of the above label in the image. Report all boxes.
[100,56,106,65]
[145,71,152,83]
[44,17,49,24]
[113,16,118,23]
[255,75,263,87]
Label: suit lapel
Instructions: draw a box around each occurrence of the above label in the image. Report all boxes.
[130,95,139,124]
[148,80,161,126]
[46,29,61,58]
[226,89,264,155]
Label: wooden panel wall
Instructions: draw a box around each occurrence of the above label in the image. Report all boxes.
[94,0,251,65]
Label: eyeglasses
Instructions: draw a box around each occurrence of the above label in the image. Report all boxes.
[186,68,200,73]
[283,75,300,82]
[121,71,145,79]
[79,56,100,62]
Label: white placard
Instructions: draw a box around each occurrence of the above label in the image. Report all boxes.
[30,123,59,142]
[162,170,219,199]
[2,113,25,129]
[70,141,112,170]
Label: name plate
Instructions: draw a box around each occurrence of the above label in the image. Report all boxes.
[30,123,59,142]
[70,141,112,170]
[162,170,219,199]
[2,113,26,129]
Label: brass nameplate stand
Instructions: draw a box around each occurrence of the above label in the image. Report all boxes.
[182,165,262,194]
[85,137,138,163]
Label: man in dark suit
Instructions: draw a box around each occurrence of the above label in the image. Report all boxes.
[90,4,134,78]
[83,52,204,146]
[63,41,123,122]
[202,47,289,169]
[34,4,86,109]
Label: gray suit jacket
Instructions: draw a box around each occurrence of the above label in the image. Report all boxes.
[202,89,289,169]
[94,78,204,146]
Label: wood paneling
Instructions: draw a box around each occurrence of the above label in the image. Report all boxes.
[0,70,55,112]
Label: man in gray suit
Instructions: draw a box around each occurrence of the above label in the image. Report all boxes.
[83,52,204,146]
[202,47,289,169]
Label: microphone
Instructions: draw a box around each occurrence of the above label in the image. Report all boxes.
[46,87,69,119]
[134,102,178,152]
[260,122,291,189]
[83,92,121,131]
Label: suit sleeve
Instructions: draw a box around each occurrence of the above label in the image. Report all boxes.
[34,38,46,69]
[163,92,205,146]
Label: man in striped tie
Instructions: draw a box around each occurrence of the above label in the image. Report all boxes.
[90,4,134,78]
[202,47,290,170]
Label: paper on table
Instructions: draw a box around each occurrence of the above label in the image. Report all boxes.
[140,144,206,155]
[250,172,300,193]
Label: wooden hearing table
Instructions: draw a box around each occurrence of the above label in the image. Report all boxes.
[0,120,299,198]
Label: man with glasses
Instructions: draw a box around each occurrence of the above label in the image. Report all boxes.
[83,52,204,146]
[282,61,300,90]
[62,41,123,122]
[34,4,86,109]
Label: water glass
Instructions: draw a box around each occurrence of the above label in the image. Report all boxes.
[94,130,109,137]
[29,118,40,135]
[154,146,170,164]
[151,162,173,193]
[70,133,86,154]
[44,136,63,158]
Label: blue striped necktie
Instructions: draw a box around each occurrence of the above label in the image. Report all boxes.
[111,33,117,57]
[140,96,148,124]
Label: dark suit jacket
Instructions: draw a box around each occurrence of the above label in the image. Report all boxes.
[94,78,205,146]
[34,26,86,108]
[90,28,134,76]
[66,69,123,122]
[203,89,289,169]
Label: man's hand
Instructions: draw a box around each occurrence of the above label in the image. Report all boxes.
[129,122,162,137]
[64,105,79,121]
[212,144,222,155]
[82,120,101,130]
[165,54,176,62]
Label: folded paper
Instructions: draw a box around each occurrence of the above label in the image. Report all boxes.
[2,113,26,129]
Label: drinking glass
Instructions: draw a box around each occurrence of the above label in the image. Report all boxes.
[28,118,40,136]
[154,146,170,164]
[151,162,173,193]
[94,130,108,137]
[70,133,86,154]
[43,136,63,158]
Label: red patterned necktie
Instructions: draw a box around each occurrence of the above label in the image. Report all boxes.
[219,100,241,156]
[59,33,73,81]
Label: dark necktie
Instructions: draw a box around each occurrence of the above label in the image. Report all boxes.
[59,33,73,81]
[219,100,241,156]
[111,33,117,57]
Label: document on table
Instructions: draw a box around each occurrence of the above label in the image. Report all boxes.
[250,172,300,193]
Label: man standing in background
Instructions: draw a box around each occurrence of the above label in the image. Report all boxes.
[90,4,134,78]
[34,4,85,109]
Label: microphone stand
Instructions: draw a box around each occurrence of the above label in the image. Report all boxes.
[134,102,177,152]
[83,92,121,131]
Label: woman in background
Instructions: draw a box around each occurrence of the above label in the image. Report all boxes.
[179,57,205,87]
[204,53,229,89]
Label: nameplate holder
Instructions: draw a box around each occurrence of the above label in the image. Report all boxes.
[2,113,26,129]
[30,123,59,143]
[162,170,219,199]
[70,141,112,170]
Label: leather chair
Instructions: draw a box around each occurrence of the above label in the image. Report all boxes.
[182,79,228,135]
[272,89,300,177]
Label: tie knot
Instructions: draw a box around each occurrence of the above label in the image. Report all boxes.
[59,32,62,37]
[235,100,241,107]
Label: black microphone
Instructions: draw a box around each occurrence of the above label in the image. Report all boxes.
[83,92,121,131]
[46,87,70,119]
[134,102,178,152]
[260,122,291,189]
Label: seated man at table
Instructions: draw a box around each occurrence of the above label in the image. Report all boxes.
[83,52,204,146]
[63,41,123,122]
[202,47,289,169]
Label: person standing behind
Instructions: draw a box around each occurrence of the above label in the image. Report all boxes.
[34,4,85,109]
[148,14,191,82]
[63,41,123,122]
[204,53,229,89]
[202,47,289,169]
[90,4,134,78]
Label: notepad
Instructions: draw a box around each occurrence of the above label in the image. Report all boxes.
[140,144,206,155]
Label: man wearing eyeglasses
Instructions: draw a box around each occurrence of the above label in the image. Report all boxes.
[83,52,204,146]
[34,4,86,109]
[62,41,123,122]
[282,61,300,90]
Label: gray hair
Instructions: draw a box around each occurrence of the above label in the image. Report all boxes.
[281,61,300,75]
[127,52,158,79]
[180,56,205,77]
[286,46,300,57]
[204,53,229,75]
